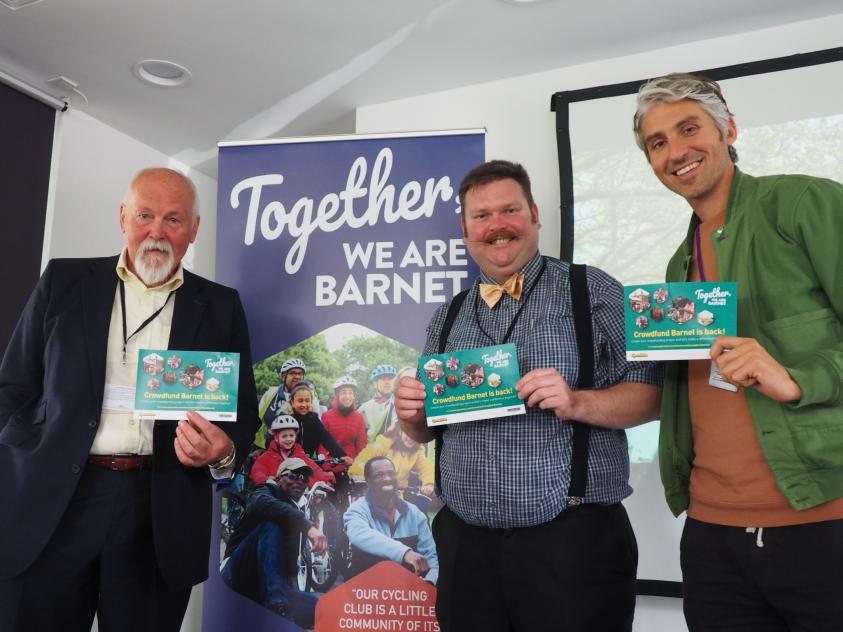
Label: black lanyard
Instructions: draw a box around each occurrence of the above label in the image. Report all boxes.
[119,279,175,364]
[473,258,547,345]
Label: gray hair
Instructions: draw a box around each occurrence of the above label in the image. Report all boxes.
[633,73,738,164]
[126,167,199,215]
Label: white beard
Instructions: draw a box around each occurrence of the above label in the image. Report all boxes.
[134,238,176,286]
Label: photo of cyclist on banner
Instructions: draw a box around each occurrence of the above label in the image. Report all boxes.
[220,326,436,627]
[358,364,398,442]
[344,456,438,584]
[349,422,436,515]
[221,458,327,628]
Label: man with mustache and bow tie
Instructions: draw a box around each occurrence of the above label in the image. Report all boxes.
[395,160,663,632]
[0,167,259,631]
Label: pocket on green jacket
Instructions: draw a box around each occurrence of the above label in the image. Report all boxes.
[790,424,843,469]
[760,307,842,363]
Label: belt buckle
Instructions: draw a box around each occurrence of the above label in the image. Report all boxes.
[111,453,137,471]
[111,453,129,470]
[566,496,583,508]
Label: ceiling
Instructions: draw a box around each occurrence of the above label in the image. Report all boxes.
[1,0,840,177]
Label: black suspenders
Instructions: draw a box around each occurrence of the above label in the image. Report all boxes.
[433,288,469,492]
[433,263,593,507]
[566,263,593,506]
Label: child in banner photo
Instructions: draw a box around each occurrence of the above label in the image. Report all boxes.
[289,382,351,468]
[303,378,328,416]
[250,415,335,486]
[322,376,368,460]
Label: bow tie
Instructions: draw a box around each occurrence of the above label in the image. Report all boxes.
[479,273,524,308]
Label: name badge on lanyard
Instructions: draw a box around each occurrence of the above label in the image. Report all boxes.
[709,360,738,392]
[696,225,737,392]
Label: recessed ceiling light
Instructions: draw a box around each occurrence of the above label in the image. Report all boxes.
[132,59,191,87]
[0,0,44,9]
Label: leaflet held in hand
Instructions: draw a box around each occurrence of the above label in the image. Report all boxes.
[624,282,738,360]
[134,349,240,421]
[418,343,526,426]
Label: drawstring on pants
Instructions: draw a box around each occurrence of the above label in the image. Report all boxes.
[745,526,765,548]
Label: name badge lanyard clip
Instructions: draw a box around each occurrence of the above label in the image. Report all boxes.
[696,225,737,392]
[119,279,175,365]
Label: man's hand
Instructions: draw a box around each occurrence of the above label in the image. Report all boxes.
[394,376,427,423]
[711,336,802,403]
[174,411,234,468]
[517,368,579,420]
[307,526,327,554]
[517,368,661,429]
[402,550,431,576]
[341,456,354,466]
[420,484,435,497]
[394,376,434,443]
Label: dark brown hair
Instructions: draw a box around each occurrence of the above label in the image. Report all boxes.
[458,160,535,218]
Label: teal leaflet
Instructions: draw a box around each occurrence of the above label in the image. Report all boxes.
[134,349,240,421]
[624,282,738,360]
[418,343,525,426]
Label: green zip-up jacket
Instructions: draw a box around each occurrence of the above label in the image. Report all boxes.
[659,169,843,516]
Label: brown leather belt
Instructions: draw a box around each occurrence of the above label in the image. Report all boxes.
[87,454,154,471]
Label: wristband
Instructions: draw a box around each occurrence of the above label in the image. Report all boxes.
[210,444,236,470]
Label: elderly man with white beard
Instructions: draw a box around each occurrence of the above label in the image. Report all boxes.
[0,167,260,632]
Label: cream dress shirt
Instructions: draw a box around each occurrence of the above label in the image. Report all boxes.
[89,249,183,455]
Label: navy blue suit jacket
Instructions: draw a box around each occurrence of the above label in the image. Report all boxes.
[0,256,259,588]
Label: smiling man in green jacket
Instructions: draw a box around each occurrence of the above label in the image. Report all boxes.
[634,73,843,631]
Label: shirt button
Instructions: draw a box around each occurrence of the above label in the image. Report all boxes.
[71,464,81,474]
[88,419,98,429]
[128,418,135,426]
[489,500,497,507]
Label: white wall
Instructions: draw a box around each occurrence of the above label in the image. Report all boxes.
[46,109,218,281]
[356,12,843,632]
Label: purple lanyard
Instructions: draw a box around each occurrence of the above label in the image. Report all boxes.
[694,224,707,282]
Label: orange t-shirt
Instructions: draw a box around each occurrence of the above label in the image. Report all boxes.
[686,216,843,526]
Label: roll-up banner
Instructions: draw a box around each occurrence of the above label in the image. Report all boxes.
[205,130,485,631]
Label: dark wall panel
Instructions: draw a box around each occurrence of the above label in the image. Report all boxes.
[0,81,56,358]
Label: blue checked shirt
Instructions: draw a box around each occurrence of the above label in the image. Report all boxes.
[423,253,663,528]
